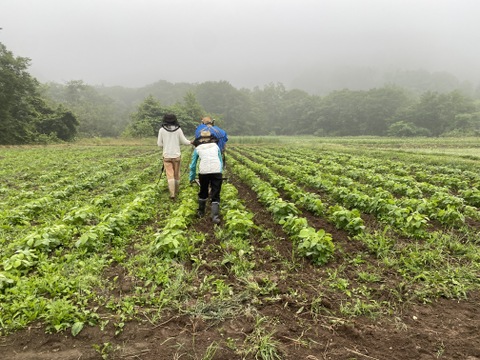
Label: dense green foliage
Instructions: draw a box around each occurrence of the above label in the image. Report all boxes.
[0,43,79,144]
[105,80,480,138]
[2,41,480,144]
[43,80,129,137]
[124,92,203,137]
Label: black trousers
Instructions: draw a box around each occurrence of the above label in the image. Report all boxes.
[198,173,223,203]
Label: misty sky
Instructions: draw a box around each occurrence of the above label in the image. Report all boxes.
[1,0,480,89]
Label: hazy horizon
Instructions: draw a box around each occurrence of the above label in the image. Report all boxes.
[2,0,480,90]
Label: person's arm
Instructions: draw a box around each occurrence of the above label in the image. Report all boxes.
[189,149,199,182]
[212,126,227,141]
[157,129,163,147]
[213,126,227,151]
[220,128,228,150]
[178,128,192,146]
[217,147,224,172]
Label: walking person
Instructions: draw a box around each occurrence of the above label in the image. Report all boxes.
[157,113,192,200]
[195,116,228,154]
[189,130,224,224]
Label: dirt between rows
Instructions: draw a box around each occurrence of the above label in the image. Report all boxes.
[1,175,480,360]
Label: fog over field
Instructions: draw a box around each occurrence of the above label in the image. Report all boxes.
[1,0,480,90]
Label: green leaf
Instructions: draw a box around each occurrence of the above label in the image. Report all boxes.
[71,321,84,336]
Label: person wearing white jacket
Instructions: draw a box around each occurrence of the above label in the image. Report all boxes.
[189,130,224,224]
[157,114,192,199]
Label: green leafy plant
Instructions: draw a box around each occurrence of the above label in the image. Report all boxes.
[296,228,334,265]
[224,208,255,237]
[2,249,38,275]
[328,205,365,235]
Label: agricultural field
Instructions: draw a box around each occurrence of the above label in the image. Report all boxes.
[0,137,479,360]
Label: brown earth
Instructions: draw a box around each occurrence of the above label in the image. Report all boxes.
[1,175,479,360]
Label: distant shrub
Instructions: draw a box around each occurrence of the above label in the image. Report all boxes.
[387,121,431,137]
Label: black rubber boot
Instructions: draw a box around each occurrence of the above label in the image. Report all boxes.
[211,202,220,224]
[197,199,207,218]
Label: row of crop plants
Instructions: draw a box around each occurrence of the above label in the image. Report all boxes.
[234,147,428,238]
[229,150,366,236]
[0,148,156,207]
[0,147,167,334]
[1,151,159,266]
[242,146,479,238]
[118,180,258,311]
[0,147,152,204]
[2,143,479,338]
[0,173,160,276]
[0,177,163,330]
[226,155,335,265]
[2,148,158,206]
[228,146,480,302]
[3,158,156,224]
[273,146,480,201]
[284,147,480,206]
[104,173,293,358]
[0,144,263,336]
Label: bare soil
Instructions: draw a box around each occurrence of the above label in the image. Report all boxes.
[1,175,479,360]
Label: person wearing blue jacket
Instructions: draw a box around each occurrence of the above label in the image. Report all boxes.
[189,130,224,224]
[194,116,228,153]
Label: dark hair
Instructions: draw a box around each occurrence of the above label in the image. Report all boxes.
[161,113,181,132]
[192,134,218,147]
[163,113,178,124]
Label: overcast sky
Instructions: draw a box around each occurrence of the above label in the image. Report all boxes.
[1,0,480,89]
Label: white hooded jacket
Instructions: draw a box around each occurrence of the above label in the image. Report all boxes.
[157,125,191,158]
[189,142,223,181]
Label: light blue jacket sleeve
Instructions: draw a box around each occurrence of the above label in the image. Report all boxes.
[218,147,223,173]
[189,149,199,181]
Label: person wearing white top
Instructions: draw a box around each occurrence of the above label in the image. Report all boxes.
[157,114,192,199]
[189,130,224,224]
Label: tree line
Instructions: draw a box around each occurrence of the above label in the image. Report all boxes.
[0,43,78,144]
[115,81,480,138]
[1,41,480,145]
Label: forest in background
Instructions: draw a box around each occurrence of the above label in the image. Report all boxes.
[2,41,480,145]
